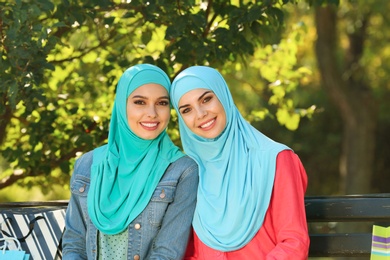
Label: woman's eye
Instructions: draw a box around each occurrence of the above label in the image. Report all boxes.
[180,108,191,114]
[134,100,145,105]
[203,96,212,103]
[159,100,169,106]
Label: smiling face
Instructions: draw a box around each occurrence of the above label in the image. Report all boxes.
[127,83,170,140]
[178,88,226,139]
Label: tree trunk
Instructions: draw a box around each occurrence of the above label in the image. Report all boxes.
[314,5,377,195]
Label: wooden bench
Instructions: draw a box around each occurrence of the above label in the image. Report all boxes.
[1,194,390,258]
[306,194,390,257]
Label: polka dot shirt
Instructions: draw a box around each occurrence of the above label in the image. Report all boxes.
[98,230,128,260]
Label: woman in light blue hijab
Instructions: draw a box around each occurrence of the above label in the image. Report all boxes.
[171,66,309,259]
[63,64,199,260]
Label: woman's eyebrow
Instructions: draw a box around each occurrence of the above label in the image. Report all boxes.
[131,95,169,99]
[132,95,147,99]
[178,91,213,110]
[178,104,189,110]
[198,91,212,101]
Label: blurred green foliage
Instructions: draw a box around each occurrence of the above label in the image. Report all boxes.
[2,0,390,200]
[1,0,311,198]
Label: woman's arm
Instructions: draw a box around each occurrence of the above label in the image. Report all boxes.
[62,156,90,260]
[266,150,310,260]
[148,158,199,260]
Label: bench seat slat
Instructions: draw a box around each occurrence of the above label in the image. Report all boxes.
[309,233,372,257]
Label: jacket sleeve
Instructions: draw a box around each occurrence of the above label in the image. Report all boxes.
[147,158,199,260]
[266,150,310,260]
[62,154,91,260]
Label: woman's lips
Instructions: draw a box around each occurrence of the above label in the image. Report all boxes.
[140,122,159,130]
[199,118,216,130]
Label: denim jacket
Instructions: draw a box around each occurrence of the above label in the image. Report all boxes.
[62,150,198,260]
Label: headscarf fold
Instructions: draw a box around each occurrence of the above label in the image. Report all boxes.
[88,64,184,235]
[171,66,289,251]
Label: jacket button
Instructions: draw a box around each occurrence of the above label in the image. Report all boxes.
[133,254,140,260]
[134,223,141,230]
[159,189,166,199]
[79,186,85,193]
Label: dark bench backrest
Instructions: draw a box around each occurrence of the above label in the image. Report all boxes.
[305,194,390,257]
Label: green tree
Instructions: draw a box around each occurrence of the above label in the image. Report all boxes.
[1,0,310,193]
[314,1,390,194]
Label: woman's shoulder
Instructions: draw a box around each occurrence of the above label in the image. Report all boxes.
[72,145,108,178]
[276,149,302,164]
[71,148,97,180]
[163,156,198,182]
[172,155,198,173]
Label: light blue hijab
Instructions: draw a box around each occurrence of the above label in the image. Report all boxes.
[171,66,290,251]
[88,64,184,235]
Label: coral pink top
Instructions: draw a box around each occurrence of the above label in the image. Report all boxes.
[184,150,309,260]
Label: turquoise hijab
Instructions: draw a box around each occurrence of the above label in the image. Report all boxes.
[171,66,290,251]
[88,64,184,235]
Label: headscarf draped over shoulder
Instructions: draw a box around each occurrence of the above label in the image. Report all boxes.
[171,66,289,251]
[88,64,184,235]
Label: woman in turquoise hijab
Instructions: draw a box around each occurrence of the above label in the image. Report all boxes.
[171,66,309,259]
[63,64,199,260]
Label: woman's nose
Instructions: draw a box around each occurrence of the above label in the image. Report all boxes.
[196,107,207,119]
[147,106,157,118]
